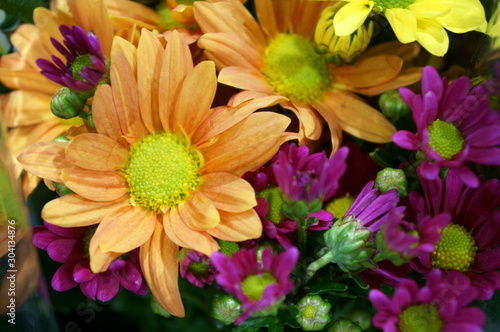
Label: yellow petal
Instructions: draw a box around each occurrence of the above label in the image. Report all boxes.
[333,0,372,36]
[42,194,129,227]
[96,206,156,253]
[18,141,68,183]
[199,172,257,213]
[170,4,196,26]
[140,222,184,317]
[207,209,262,242]
[61,166,128,202]
[385,8,417,44]
[163,209,220,256]
[177,190,220,231]
[432,0,487,33]
[66,133,128,171]
[415,18,449,57]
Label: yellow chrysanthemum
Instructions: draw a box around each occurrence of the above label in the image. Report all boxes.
[0,0,162,196]
[332,0,487,56]
[18,30,293,316]
[194,0,421,151]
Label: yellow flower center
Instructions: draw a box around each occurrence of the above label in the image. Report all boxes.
[398,303,443,332]
[302,304,316,320]
[373,0,416,13]
[325,195,355,219]
[123,132,202,212]
[262,33,332,103]
[257,187,284,224]
[431,223,477,272]
[241,273,277,301]
[427,119,464,160]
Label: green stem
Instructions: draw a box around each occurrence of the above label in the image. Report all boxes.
[305,251,334,282]
[296,217,307,261]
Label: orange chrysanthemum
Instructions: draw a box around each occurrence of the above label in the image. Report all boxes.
[0,0,162,195]
[193,0,422,151]
[18,30,293,316]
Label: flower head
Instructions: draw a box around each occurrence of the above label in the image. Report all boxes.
[295,295,332,331]
[210,247,299,324]
[32,221,147,301]
[180,250,217,288]
[333,0,487,56]
[409,171,500,300]
[393,66,500,187]
[19,30,293,316]
[369,269,485,331]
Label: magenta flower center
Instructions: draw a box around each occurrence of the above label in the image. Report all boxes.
[430,223,477,272]
[427,119,464,160]
[398,303,442,332]
[241,273,277,301]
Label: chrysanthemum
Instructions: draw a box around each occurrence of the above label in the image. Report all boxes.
[180,250,217,288]
[193,0,422,151]
[392,66,500,188]
[18,30,292,316]
[369,269,485,331]
[409,172,500,300]
[32,221,147,301]
[210,247,299,324]
[333,0,487,56]
[0,0,161,195]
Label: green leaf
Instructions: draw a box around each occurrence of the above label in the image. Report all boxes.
[2,0,50,24]
[304,278,348,295]
[232,316,279,332]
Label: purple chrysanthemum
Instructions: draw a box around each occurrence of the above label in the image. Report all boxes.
[369,269,485,332]
[180,250,217,288]
[409,172,500,300]
[36,24,107,92]
[392,65,500,187]
[32,221,147,301]
[210,247,299,325]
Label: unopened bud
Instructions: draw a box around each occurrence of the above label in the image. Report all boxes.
[50,87,87,119]
[296,295,331,331]
[211,293,241,325]
[378,89,411,121]
[374,168,408,197]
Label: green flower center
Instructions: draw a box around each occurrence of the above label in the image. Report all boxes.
[373,0,416,13]
[241,273,277,301]
[427,119,464,160]
[71,54,94,82]
[262,33,332,103]
[431,223,477,272]
[123,132,202,212]
[302,304,316,320]
[257,187,284,224]
[325,195,355,219]
[189,260,211,276]
[398,303,442,332]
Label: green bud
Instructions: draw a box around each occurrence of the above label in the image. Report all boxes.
[150,296,171,319]
[329,318,362,332]
[86,110,95,129]
[211,293,241,325]
[51,136,71,143]
[218,240,240,256]
[52,182,74,196]
[374,168,408,197]
[378,89,411,121]
[50,87,88,119]
[296,295,331,331]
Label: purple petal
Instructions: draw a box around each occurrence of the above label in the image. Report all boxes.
[32,227,59,250]
[449,167,479,188]
[421,66,443,102]
[94,272,120,302]
[417,161,440,180]
[392,130,419,150]
[73,260,95,283]
[52,263,79,291]
[119,262,143,292]
[47,239,85,263]
[80,278,98,300]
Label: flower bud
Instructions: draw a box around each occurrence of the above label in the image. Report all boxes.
[50,87,87,119]
[374,168,408,197]
[211,293,241,325]
[52,182,74,196]
[296,295,331,331]
[378,89,411,121]
[329,318,362,332]
[150,297,171,319]
[51,136,71,143]
[314,3,373,66]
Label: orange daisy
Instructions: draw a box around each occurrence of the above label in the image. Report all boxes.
[193,0,422,151]
[0,0,162,195]
[18,30,293,316]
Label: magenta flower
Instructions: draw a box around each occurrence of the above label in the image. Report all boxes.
[36,24,107,92]
[180,250,217,288]
[369,269,485,332]
[32,221,147,301]
[210,247,299,324]
[392,66,500,187]
[409,172,500,300]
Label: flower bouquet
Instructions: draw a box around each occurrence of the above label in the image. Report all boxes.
[1,0,499,331]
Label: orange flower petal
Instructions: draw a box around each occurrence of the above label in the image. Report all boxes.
[207,209,262,242]
[95,205,157,253]
[177,190,220,231]
[17,141,68,183]
[201,112,291,176]
[173,61,217,136]
[281,100,323,141]
[218,66,273,93]
[0,90,53,127]
[93,84,123,140]
[199,172,257,213]
[0,66,60,95]
[88,240,122,273]
[137,29,164,133]
[42,194,129,227]
[312,102,343,154]
[61,165,128,202]
[140,221,184,317]
[158,30,193,132]
[66,133,129,171]
[163,209,220,256]
[254,0,280,38]
[314,92,395,143]
[351,67,423,96]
